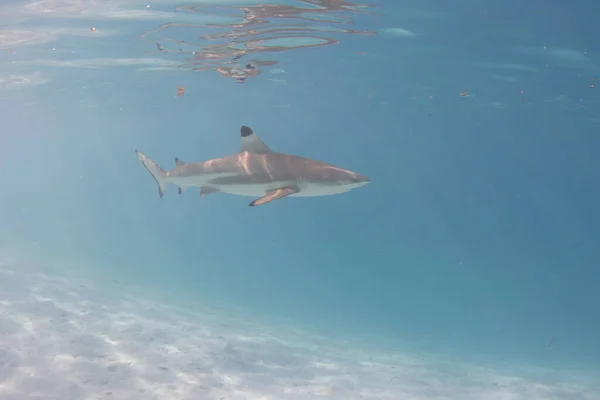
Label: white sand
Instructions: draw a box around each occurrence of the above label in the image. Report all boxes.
[0,257,597,400]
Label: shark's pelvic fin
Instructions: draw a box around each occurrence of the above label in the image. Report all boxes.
[240,125,271,154]
[249,187,298,207]
[136,150,168,197]
[200,187,219,197]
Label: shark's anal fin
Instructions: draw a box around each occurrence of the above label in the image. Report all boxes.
[240,125,271,154]
[249,187,298,207]
[201,187,219,197]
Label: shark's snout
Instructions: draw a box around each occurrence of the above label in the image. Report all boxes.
[346,174,370,189]
[352,174,370,185]
[358,175,370,183]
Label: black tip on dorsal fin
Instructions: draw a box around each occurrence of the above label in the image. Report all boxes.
[175,157,185,167]
[241,125,253,137]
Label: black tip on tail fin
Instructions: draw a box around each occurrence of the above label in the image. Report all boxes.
[241,125,253,137]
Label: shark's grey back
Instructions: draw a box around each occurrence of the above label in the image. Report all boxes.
[170,151,355,184]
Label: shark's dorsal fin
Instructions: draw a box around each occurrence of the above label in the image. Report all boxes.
[175,157,185,167]
[240,125,271,154]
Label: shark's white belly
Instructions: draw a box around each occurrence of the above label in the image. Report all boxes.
[173,174,346,198]
[215,182,346,197]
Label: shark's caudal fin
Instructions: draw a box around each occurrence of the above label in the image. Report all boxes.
[136,150,168,197]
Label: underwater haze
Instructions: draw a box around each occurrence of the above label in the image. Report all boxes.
[1,0,600,399]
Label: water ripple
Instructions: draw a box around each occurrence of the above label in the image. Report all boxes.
[141,0,377,83]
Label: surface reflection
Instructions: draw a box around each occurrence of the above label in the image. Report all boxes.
[143,1,376,83]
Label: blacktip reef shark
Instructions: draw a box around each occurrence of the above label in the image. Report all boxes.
[135,125,370,207]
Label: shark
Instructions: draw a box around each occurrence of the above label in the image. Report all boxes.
[135,125,370,206]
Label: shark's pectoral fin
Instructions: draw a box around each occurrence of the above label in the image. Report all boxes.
[201,187,219,196]
[249,187,298,207]
[178,187,183,195]
[240,125,271,154]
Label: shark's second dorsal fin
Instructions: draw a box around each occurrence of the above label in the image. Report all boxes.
[240,125,271,154]
[175,157,185,167]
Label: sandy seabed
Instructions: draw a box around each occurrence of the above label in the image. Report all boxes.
[0,257,597,400]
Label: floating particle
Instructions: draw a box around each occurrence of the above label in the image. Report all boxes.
[460,91,468,97]
[520,89,527,102]
[90,27,96,32]
[176,86,185,97]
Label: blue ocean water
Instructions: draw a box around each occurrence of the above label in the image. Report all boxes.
[1,0,599,398]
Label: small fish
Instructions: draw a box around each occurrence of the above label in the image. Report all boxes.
[136,125,370,206]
